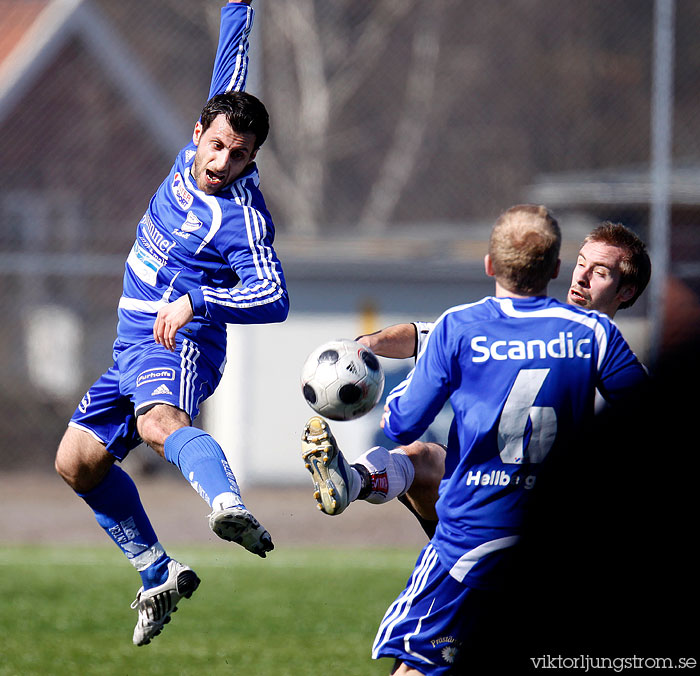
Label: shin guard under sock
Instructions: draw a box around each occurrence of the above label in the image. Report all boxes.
[77,464,169,588]
[164,427,244,511]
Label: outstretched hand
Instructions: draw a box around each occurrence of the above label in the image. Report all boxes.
[153,295,194,352]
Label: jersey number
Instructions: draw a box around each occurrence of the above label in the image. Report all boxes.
[498,368,556,465]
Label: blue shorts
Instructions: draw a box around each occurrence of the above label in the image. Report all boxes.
[372,543,494,675]
[69,338,223,460]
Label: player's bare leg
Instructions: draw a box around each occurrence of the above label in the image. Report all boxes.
[399,441,446,522]
[136,403,191,459]
[55,426,116,493]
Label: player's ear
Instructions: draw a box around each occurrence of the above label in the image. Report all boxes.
[618,284,636,304]
[193,121,203,146]
[484,254,495,277]
[249,147,258,163]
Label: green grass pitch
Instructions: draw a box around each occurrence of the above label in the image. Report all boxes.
[0,545,416,676]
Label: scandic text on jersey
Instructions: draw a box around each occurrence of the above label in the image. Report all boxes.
[471,332,592,363]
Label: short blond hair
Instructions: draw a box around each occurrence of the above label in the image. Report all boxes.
[489,204,561,295]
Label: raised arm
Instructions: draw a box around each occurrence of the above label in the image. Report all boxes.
[208,1,255,100]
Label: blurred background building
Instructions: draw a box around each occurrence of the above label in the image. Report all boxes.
[1,0,698,478]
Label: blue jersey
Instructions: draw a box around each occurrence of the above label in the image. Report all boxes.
[116,4,288,368]
[383,296,647,588]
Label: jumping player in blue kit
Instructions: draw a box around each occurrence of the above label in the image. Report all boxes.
[302,206,648,674]
[54,0,288,646]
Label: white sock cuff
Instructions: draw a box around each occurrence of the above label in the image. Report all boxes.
[211,491,245,512]
[389,448,415,497]
[354,445,415,504]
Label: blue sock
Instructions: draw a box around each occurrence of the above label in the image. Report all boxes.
[78,464,170,589]
[141,553,171,589]
[164,427,244,511]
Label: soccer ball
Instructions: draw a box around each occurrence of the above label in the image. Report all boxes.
[301,338,385,421]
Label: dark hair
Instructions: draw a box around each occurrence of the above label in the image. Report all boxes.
[200,92,269,150]
[583,222,651,308]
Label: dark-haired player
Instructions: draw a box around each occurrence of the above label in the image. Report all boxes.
[55,0,288,646]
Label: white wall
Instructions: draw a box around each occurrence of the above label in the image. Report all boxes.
[204,313,418,487]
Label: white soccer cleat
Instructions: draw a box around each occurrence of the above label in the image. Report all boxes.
[301,416,355,515]
[131,559,200,646]
[208,506,274,558]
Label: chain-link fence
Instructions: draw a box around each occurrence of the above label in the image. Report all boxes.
[1,0,698,470]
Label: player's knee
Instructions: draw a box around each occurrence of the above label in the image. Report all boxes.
[136,404,190,454]
[403,441,445,488]
[55,427,111,492]
[55,429,79,484]
[135,416,160,452]
[54,452,68,483]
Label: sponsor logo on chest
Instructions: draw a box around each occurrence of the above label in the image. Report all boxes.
[174,211,204,240]
[172,172,194,210]
[181,211,203,232]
